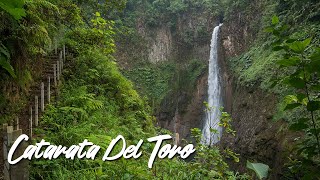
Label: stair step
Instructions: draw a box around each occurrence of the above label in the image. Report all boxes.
[7,52,70,156]
[44,64,58,68]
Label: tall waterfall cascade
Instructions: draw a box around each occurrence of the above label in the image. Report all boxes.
[202,24,223,145]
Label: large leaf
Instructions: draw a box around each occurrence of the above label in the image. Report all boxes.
[0,43,10,59]
[0,0,26,21]
[286,77,305,89]
[307,101,320,112]
[308,48,320,73]
[284,95,298,103]
[272,15,279,25]
[309,48,320,61]
[246,161,270,179]
[0,44,16,78]
[272,46,284,51]
[288,38,311,53]
[0,56,16,78]
[290,121,309,131]
[264,26,274,33]
[307,60,320,73]
[296,93,307,103]
[277,57,300,67]
[284,103,301,110]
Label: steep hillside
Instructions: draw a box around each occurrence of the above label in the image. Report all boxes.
[114,0,229,141]
[220,0,320,178]
[116,0,320,179]
[1,0,319,179]
[0,0,249,179]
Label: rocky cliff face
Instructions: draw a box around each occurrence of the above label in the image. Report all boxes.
[121,10,217,140]
[154,15,215,140]
[219,2,293,178]
[118,1,298,178]
[147,26,173,63]
[220,85,291,179]
[158,72,208,140]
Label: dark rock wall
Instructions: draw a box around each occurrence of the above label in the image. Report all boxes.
[118,2,292,178]
[155,11,217,140]
[158,72,208,140]
[219,1,293,178]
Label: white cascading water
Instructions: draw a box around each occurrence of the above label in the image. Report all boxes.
[202,24,223,145]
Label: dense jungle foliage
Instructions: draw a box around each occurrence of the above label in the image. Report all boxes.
[0,0,247,179]
[0,0,319,179]
[224,1,320,179]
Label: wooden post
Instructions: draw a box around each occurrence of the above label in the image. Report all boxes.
[47,76,51,104]
[14,117,19,130]
[175,133,180,145]
[2,125,8,157]
[2,123,8,153]
[57,61,60,81]
[63,44,66,61]
[30,106,33,138]
[7,126,13,145]
[54,39,57,55]
[41,82,44,112]
[61,58,63,71]
[59,51,63,61]
[60,51,63,72]
[53,64,57,86]
[6,125,13,148]
[4,126,13,180]
[11,129,29,180]
[35,96,38,127]
[60,58,63,73]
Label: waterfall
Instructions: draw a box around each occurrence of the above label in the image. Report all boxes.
[202,24,223,145]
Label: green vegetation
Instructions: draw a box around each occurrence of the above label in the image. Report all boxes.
[266,16,320,179]
[0,0,248,179]
[0,0,63,123]
[246,161,270,180]
[123,61,175,107]
[115,0,212,113]
[123,59,206,109]
[223,0,320,179]
[1,0,319,179]
[31,48,158,179]
[31,78,247,179]
[125,0,223,28]
[225,0,320,91]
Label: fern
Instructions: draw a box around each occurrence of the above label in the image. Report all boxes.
[0,43,16,78]
[25,0,59,13]
[21,0,60,55]
[63,86,104,113]
[59,106,88,121]
[0,0,26,20]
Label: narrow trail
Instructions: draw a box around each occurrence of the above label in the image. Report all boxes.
[0,50,65,180]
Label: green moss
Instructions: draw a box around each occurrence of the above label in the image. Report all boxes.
[122,57,207,112]
[123,61,175,106]
[229,45,275,85]
[227,0,320,91]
